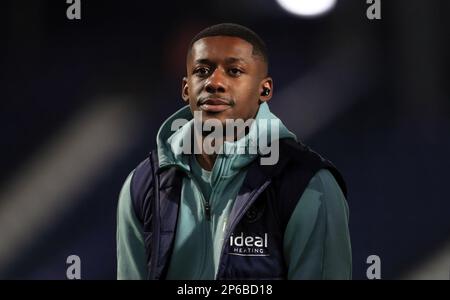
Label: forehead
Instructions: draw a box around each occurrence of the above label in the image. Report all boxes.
[188,36,255,64]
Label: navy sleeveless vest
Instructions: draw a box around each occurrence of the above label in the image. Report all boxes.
[130,139,347,279]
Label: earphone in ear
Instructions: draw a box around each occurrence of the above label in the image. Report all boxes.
[262,88,270,96]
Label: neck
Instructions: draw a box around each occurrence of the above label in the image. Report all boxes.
[195,153,217,171]
[193,127,221,171]
[191,119,253,171]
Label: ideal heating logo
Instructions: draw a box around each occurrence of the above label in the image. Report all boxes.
[229,232,269,257]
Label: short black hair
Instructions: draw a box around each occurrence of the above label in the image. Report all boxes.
[188,23,269,65]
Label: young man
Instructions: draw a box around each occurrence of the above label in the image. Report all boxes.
[117,23,352,280]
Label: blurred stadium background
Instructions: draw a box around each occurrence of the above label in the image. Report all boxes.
[0,0,449,279]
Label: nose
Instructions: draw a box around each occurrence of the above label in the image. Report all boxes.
[205,68,226,94]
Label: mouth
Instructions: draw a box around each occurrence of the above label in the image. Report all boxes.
[198,98,232,113]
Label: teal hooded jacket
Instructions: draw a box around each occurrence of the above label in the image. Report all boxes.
[117,103,352,279]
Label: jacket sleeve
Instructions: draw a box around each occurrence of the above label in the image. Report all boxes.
[116,171,148,280]
[283,169,352,279]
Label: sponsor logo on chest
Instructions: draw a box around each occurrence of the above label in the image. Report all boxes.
[229,232,269,256]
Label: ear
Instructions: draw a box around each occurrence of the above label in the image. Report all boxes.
[181,77,189,103]
[259,77,273,103]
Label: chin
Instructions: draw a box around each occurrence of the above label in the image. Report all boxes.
[200,110,234,122]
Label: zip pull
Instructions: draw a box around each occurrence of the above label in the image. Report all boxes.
[204,202,211,221]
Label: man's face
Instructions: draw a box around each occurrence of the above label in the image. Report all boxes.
[182,36,272,124]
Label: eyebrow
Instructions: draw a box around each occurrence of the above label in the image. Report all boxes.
[193,57,248,65]
[225,57,247,64]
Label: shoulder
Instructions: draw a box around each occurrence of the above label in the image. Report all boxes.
[284,168,348,231]
[278,139,347,197]
[126,156,155,222]
[117,170,137,224]
[308,169,345,199]
[116,155,154,226]
[306,169,348,213]
[118,170,134,202]
[131,157,152,190]
[303,169,349,226]
[284,169,349,244]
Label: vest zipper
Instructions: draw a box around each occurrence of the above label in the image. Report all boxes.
[204,200,211,221]
[187,175,211,278]
[190,170,212,222]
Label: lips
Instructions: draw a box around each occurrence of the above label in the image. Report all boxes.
[199,98,232,113]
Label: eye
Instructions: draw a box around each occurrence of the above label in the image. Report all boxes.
[194,67,210,77]
[229,68,243,77]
